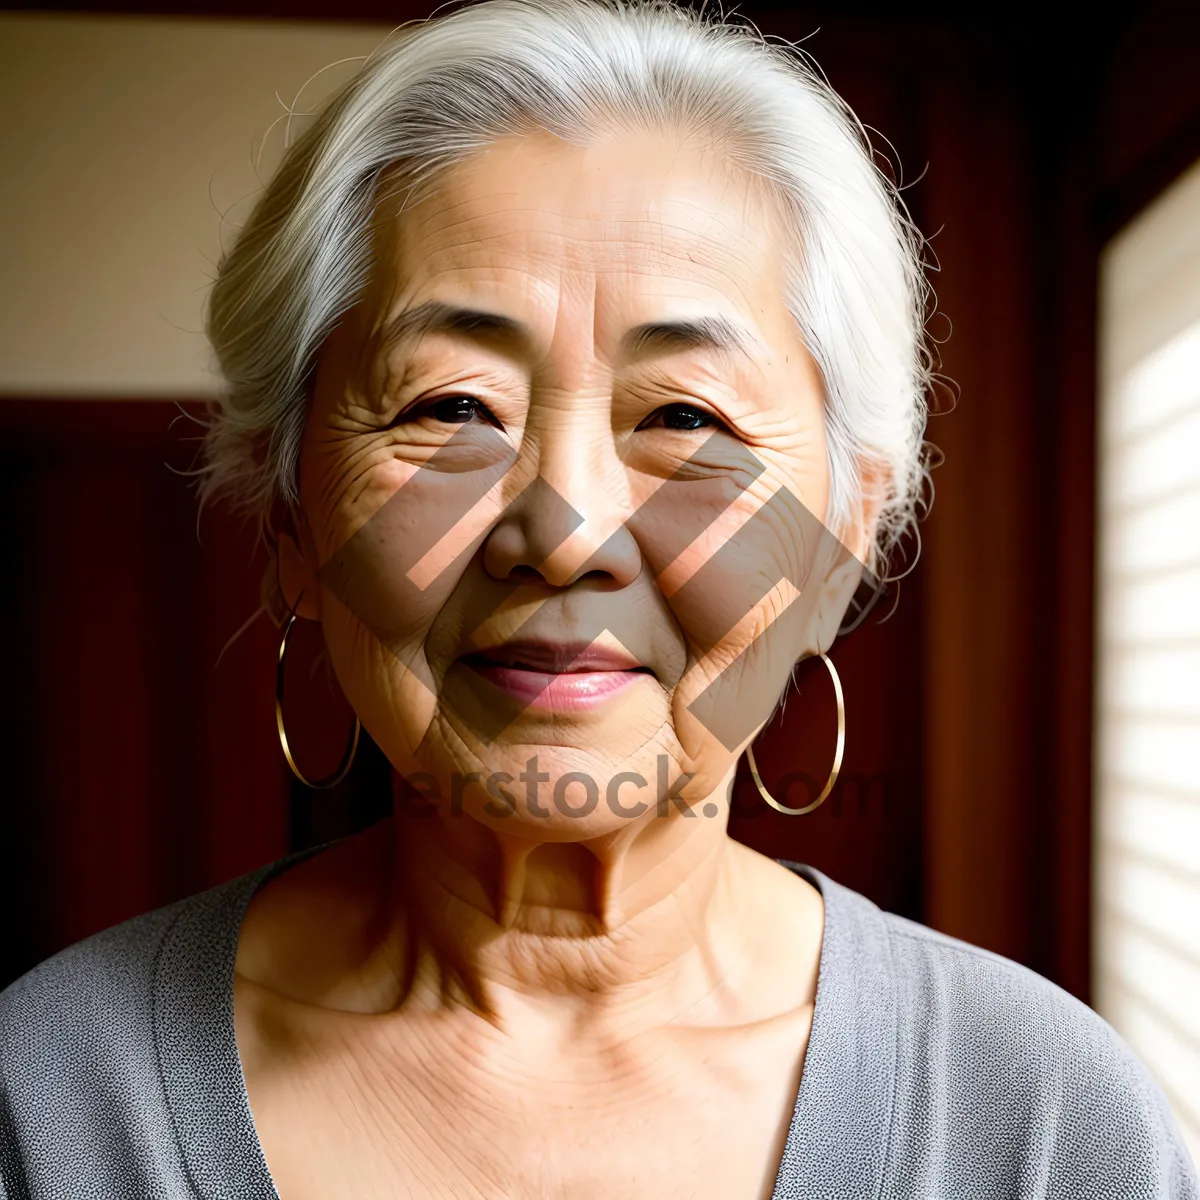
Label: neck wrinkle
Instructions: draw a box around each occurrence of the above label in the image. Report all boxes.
[389,788,751,1035]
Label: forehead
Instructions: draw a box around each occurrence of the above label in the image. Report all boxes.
[373,131,790,325]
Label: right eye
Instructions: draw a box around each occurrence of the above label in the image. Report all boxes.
[390,394,503,428]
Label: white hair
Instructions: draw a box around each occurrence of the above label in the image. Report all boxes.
[202,0,932,571]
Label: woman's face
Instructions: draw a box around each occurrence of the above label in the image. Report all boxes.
[284,129,866,838]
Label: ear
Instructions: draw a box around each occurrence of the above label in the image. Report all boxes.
[809,458,890,651]
[810,552,866,652]
[266,502,321,623]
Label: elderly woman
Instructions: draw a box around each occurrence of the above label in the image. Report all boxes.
[2,1,1196,1197]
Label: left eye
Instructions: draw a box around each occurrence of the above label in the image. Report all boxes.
[636,404,721,432]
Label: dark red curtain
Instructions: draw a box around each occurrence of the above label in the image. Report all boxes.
[0,403,287,976]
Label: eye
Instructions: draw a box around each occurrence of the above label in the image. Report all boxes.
[388,394,502,428]
[636,403,723,432]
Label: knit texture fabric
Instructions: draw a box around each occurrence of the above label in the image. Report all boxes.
[1,853,1196,1199]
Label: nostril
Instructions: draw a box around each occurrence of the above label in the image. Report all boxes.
[507,564,544,583]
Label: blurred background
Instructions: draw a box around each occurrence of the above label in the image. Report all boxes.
[0,0,1197,1161]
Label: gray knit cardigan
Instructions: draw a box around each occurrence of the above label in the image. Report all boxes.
[0,854,1196,1199]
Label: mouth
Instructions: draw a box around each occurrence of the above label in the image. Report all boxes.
[460,640,652,711]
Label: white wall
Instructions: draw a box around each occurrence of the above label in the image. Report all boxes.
[0,15,391,395]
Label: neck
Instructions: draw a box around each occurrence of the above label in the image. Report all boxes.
[237,770,823,1039]
[378,767,768,1032]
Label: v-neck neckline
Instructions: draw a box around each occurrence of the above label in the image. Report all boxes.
[154,851,897,1200]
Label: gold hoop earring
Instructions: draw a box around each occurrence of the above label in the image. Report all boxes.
[746,651,845,816]
[276,605,361,789]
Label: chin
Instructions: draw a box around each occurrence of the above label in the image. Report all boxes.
[402,728,722,841]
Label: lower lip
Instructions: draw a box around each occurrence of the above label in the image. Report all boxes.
[465,662,645,710]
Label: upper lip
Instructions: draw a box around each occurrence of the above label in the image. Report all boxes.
[463,640,647,673]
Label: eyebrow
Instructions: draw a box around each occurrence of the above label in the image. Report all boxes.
[380,300,534,356]
[619,315,759,361]
[379,301,759,362]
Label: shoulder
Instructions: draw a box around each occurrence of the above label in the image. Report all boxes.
[0,864,275,1189]
[0,897,186,1075]
[0,895,191,1190]
[0,861,281,1067]
[0,842,331,1081]
[881,911,1198,1198]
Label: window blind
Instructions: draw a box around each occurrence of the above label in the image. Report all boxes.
[1095,157,1200,1167]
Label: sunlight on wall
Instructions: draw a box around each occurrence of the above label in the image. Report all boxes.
[1095,156,1200,1167]
[0,15,391,394]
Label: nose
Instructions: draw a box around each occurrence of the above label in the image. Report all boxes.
[482,426,643,589]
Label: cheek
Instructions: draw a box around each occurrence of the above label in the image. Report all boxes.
[303,397,519,635]
[304,459,518,753]
[627,423,830,647]
[314,489,441,649]
[631,439,834,772]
